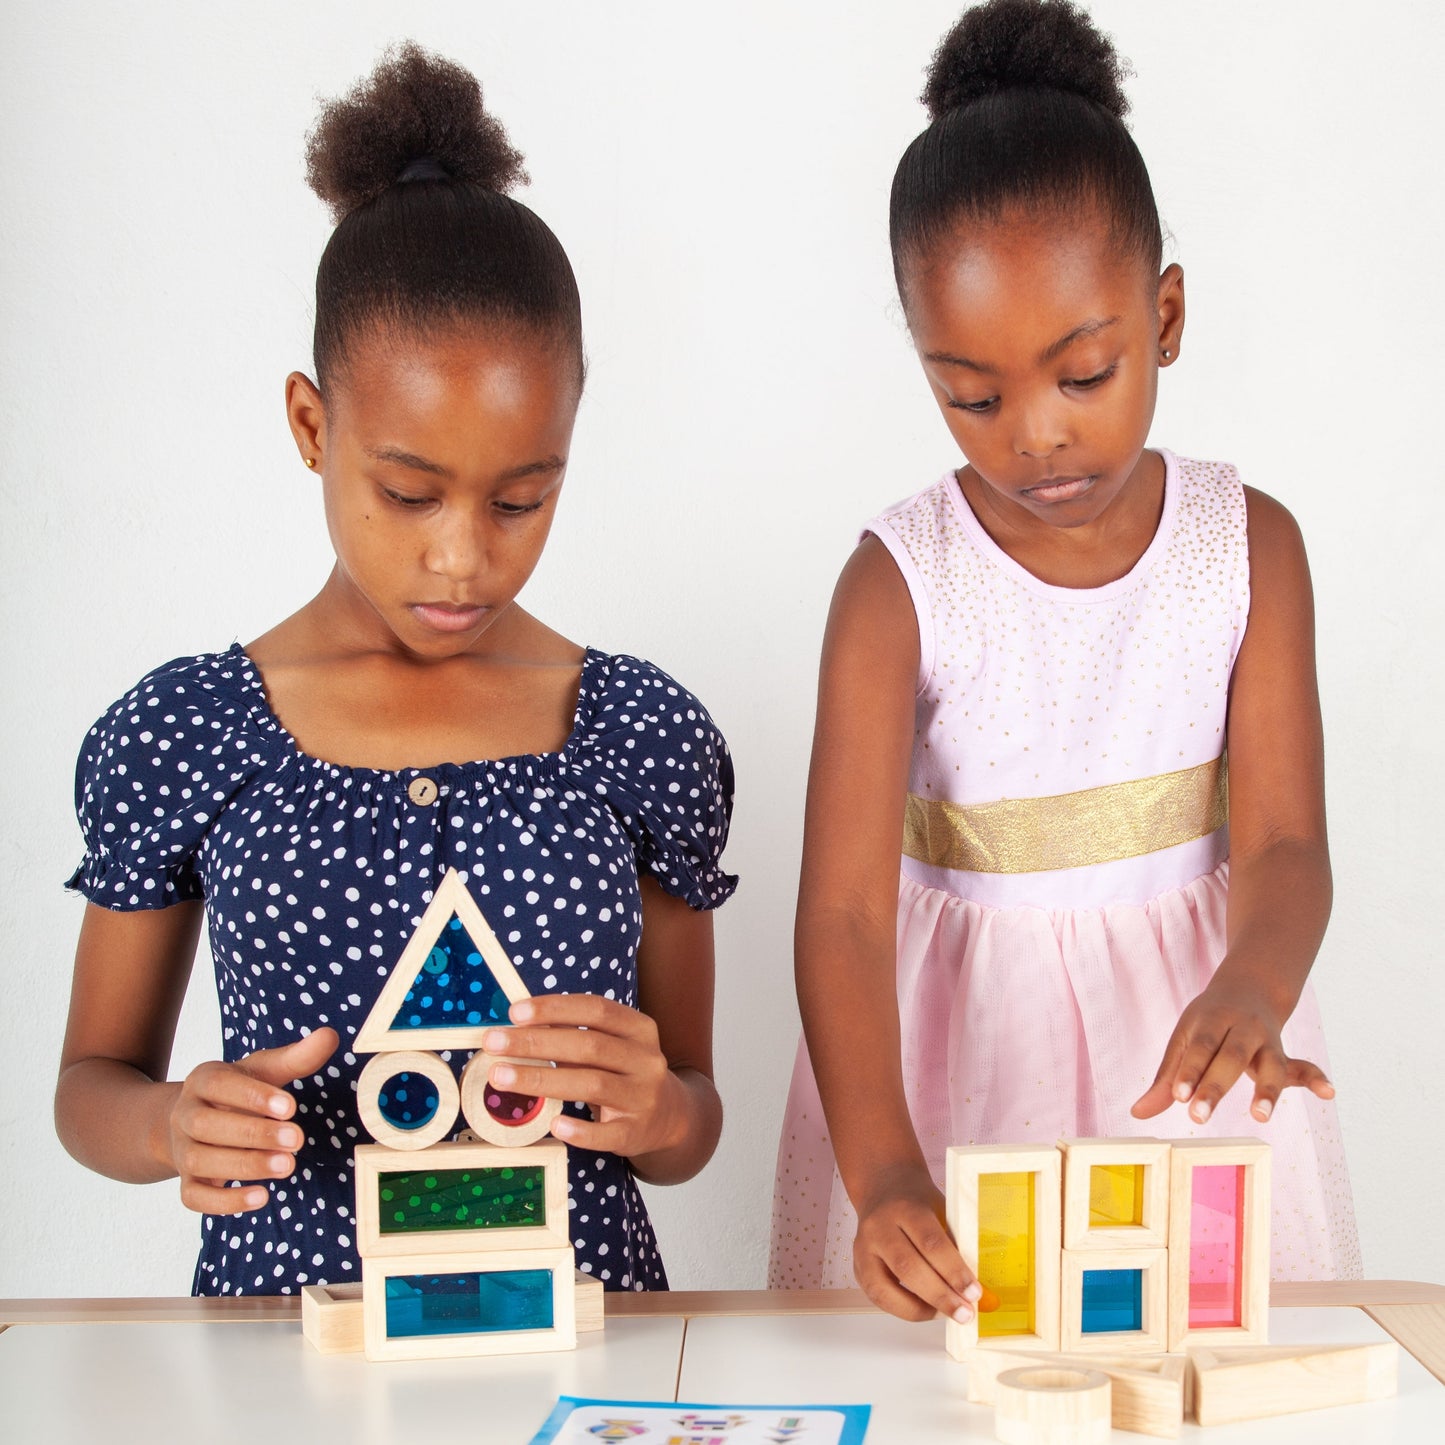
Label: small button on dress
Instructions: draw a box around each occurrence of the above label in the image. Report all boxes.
[68,645,737,1296]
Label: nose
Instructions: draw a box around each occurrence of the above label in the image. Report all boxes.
[1011,394,1070,459]
[424,505,488,584]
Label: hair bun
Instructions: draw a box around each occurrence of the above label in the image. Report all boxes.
[305,42,527,221]
[922,0,1131,122]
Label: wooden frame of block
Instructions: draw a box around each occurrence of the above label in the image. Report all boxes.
[966,1348,1185,1440]
[301,1269,602,1355]
[458,1051,563,1148]
[1060,1247,1169,1354]
[1059,1138,1170,1250]
[945,1144,1062,1359]
[1188,1340,1398,1426]
[361,1244,577,1362]
[1166,1138,1270,1351]
[355,1139,570,1256]
[355,1049,460,1151]
[355,867,533,1054]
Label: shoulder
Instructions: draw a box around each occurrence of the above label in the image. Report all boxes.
[1242,484,1308,556]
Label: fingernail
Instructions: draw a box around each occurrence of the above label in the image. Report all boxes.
[483,1030,508,1053]
[244,1188,267,1208]
[267,1095,290,1118]
[280,1127,303,1148]
[1191,1099,1212,1123]
[491,1064,516,1087]
[951,1304,975,1324]
[510,1001,535,1023]
[269,1153,293,1173]
[963,1282,983,1304]
[1173,1082,1193,1102]
[551,1117,576,1141]
[1254,1099,1273,1120]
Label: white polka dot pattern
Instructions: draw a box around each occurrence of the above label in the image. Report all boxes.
[68,646,737,1296]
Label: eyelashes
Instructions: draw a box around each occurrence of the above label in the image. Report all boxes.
[946,364,1119,415]
[381,487,544,517]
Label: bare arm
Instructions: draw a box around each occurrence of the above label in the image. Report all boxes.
[1133,487,1335,1122]
[796,536,977,1322]
[56,900,337,1211]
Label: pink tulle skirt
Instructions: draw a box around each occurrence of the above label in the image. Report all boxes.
[769,864,1360,1288]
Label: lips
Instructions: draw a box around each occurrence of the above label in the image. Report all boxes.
[1022,474,1095,504]
[410,602,490,634]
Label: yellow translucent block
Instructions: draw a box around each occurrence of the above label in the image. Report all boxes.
[1089,1163,1144,1228]
[978,1171,1035,1337]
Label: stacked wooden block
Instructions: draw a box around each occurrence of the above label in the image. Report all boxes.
[945,1138,1395,1437]
[303,868,593,1362]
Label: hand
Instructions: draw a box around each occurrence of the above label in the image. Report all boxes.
[1131,973,1333,1124]
[482,995,687,1159]
[852,1162,983,1324]
[165,1027,338,1214]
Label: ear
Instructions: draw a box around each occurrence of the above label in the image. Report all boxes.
[1156,263,1185,366]
[285,372,326,471]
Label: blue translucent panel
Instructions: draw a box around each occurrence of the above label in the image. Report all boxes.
[389,914,514,1031]
[376,1070,440,1130]
[383,1268,555,1338]
[1081,1268,1144,1333]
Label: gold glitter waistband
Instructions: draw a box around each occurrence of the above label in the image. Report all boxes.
[903,755,1228,875]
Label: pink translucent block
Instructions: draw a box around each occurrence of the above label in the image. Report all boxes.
[1188,1164,1245,1328]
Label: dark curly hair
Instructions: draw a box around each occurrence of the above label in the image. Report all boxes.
[304,43,582,391]
[890,0,1161,304]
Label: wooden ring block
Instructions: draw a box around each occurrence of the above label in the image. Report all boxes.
[994,1366,1111,1445]
[356,1050,459,1150]
[460,1050,562,1147]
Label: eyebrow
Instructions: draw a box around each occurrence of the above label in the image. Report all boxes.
[923,315,1122,374]
[365,446,567,483]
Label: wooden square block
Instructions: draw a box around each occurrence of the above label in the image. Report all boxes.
[355,1139,570,1257]
[361,1243,577,1361]
[1060,1247,1168,1354]
[945,1144,1062,1359]
[1166,1139,1270,1351]
[1059,1138,1170,1250]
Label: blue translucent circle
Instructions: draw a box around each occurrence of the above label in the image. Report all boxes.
[376,1071,440,1130]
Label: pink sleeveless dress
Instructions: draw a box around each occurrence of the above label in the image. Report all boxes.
[770,453,1361,1288]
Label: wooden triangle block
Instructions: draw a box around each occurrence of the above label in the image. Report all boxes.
[354,868,532,1054]
[1188,1339,1399,1426]
[966,1347,1186,1438]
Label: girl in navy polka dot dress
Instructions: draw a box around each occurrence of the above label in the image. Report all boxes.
[55,46,735,1297]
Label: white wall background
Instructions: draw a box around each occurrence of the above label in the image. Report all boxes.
[2,0,1441,1298]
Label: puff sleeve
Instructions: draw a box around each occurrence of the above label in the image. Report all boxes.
[67,654,272,910]
[578,655,738,911]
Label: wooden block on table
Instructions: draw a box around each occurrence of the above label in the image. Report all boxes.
[362,1243,577,1362]
[355,1139,570,1256]
[458,1050,563,1148]
[945,1144,1062,1359]
[1189,1339,1399,1426]
[1166,1139,1270,1351]
[966,1347,1185,1438]
[573,1268,604,1333]
[1060,1246,1169,1355]
[355,1049,461,1151]
[1058,1138,1170,1250]
[993,1365,1111,1445]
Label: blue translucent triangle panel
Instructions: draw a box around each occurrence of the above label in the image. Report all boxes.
[389,913,514,1032]
[384,1268,555,1339]
[1081,1268,1143,1333]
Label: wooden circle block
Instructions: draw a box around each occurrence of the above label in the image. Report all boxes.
[460,1050,562,1147]
[355,1050,459,1150]
[994,1367,1111,1445]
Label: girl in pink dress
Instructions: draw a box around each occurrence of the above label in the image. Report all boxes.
[770,0,1360,1318]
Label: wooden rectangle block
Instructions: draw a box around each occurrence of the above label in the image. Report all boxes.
[1059,1138,1171,1250]
[355,1139,570,1257]
[1189,1340,1399,1426]
[362,1245,576,1361]
[302,1269,601,1355]
[1166,1139,1270,1350]
[967,1348,1186,1439]
[1061,1247,1169,1354]
[945,1144,1062,1359]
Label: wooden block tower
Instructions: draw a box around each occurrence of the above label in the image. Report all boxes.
[346,867,579,1361]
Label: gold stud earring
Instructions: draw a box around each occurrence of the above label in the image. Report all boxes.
[304,456,316,469]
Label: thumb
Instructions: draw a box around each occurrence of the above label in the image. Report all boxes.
[238,1027,339,1089]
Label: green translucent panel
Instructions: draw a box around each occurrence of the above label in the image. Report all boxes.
[1089,1163,1145,1227]
[377,1164,547,1235]
[384,1269,554,1338]
[977,1170,1035,1338]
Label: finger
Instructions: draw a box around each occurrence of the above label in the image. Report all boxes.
[875,1233,974,1323]
[178,1179,271,1215]
[1248,1045,1290,1122]
[1130,1029,1192,1117]
[175,1099,305,1154]
[1283,1057,1335,1099]
[492,1062,633,1110]
[547,1113,628,1152]
[1184,1030,1257,1124]
[855,1252,938,1323]
[185,1061,297,1122]
[509,995,654,1039]
[485,1025,649,1072]
[175,1142,297,1184]
[1167,1029,1235,1117]
[237,1027,339,1091]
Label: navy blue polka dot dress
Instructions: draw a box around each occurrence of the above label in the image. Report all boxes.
[68,645,736,1296]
